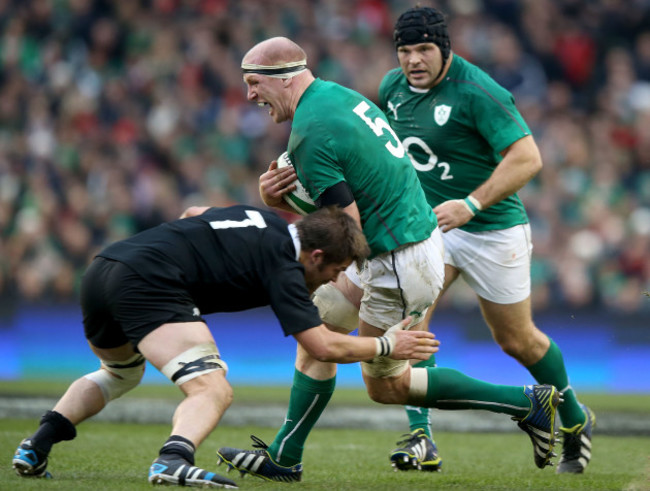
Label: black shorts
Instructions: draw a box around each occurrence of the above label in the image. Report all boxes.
[80,257,203,349]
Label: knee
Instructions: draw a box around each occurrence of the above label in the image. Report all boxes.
[312,282,359,332]
[295,358,337,379]
[211,374,234,407]
[295,344,338,378]
[495,325,547,361]
[497,336,525,358]
[363,375,408,405]
[366,385,385,404]
[217,378,234,409]
[185,371,234,409]
[85,354,146,403]
[366,384,392,404]
[365,385,406,405]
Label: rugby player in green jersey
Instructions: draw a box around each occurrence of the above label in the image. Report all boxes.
[216,36,563,483]
[378,6,594,475]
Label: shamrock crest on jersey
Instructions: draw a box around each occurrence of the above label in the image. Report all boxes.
[434,104,451,126]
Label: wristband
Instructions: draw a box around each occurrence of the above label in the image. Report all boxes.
[375,335,394,357]
[375,318,409,357]
[462,195,483,216]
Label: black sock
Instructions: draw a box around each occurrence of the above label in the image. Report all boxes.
[159,435,196,465]
[30,410,77,454]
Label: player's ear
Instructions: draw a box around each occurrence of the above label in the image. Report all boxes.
[309,249,325,265]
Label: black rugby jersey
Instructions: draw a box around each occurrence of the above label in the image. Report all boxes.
[98,205,321,336]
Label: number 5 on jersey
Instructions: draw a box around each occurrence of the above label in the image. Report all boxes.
[353,101,405,159]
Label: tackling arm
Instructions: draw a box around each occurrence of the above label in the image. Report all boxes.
[293,320,438,364]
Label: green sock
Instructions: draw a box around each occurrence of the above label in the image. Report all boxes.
[267,370,335,466]
[527,338,585,428]
[425,367,530,417]
[405,356,436,438]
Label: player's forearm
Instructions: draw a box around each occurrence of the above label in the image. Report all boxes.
[312,331,376,363]
[472,161,537,208]
[295,322,436,364]
[295,325,381,364]
[472,136,542,209]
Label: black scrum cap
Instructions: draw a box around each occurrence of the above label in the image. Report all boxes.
[394,7,451,63]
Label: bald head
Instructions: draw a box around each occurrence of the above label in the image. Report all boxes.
[243,37,307,67]
[241,37,314,123]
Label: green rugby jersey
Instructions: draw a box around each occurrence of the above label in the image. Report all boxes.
[288,78,436,257]
[379,55,530,232]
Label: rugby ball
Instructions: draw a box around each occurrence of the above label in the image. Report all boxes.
[276,151,317,215]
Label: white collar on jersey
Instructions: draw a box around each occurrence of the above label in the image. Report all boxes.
[288,224,301,260]
[408,85,430,94]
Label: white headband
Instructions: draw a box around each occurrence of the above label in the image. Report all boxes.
[241,60,307,79]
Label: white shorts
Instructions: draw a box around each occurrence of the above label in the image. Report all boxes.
[442,224,532,304]
[346,228,445,331]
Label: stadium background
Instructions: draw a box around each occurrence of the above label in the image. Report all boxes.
[0,0,649,392]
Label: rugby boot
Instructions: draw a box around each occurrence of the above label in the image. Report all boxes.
[12,439,52,479]
[515,384,562,469]
[556,404,595,474]
[389,428,442,472]
[149,456,237,488]
[217,435,302,482]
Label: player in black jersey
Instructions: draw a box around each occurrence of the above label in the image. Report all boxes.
[12,205,437,488]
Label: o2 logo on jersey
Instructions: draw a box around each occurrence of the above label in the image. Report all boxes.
[434,105,452,126]
[353,101,405,159]
[402,136,453,180]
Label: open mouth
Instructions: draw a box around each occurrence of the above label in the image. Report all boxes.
[256,102,273,115]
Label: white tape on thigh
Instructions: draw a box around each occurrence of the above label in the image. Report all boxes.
[85,353,145,403]
[312,282,359,332]
[361,357,409,379]
[161,342,228,386]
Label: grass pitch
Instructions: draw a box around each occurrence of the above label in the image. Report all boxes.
[1,382,649,489]
[3,380,650,412]
[1,419,649,490]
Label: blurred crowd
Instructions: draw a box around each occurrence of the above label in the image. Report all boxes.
[0,0,649,315]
